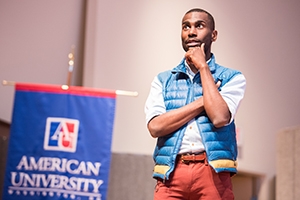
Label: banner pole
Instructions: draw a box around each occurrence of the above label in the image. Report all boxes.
[2,80,138,97]
[67,45,75,86]
[2,80,14,86]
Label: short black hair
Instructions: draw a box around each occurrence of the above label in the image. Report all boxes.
[185,8,215,30]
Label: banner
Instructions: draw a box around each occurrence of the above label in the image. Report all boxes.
[2,83,116,200]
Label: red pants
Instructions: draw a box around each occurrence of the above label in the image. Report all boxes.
[153,158,234,200]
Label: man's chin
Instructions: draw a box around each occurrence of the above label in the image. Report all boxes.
[183,46,194,52]
[187,45,200,49]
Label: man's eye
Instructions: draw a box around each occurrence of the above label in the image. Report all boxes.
[183,25,190,30]
[197,24,204,29]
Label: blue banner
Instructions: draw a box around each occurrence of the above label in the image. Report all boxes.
[3,83,116,200]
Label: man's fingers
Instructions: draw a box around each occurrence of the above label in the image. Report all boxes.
[201,43,205,51]
[216,80,221,88]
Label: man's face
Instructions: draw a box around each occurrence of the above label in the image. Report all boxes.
[181,11,217,53]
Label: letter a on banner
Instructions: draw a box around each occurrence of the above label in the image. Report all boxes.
[3,83,116,200]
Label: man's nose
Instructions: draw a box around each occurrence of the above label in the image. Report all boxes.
[188,27,197,36]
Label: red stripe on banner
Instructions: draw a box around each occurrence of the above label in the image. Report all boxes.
[15,83,116,98]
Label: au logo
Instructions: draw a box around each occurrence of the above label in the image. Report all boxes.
[44,117,79,153]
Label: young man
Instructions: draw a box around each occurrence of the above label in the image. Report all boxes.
[145,8,246,199]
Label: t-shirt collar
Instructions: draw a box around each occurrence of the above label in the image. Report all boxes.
[184,57,212,78]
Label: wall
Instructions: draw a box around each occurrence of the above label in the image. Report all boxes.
[83,1,300,199]
[0,121,9,198]
[1,0,300,199]
[0,0,86,123]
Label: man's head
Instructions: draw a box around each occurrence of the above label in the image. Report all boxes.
[181,8,218,55]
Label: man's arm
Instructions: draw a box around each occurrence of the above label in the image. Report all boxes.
[185,44,231,128]
[147,97,204,138]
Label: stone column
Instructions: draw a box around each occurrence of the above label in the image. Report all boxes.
[276,126,300,199]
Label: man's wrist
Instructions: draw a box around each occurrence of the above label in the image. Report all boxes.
[198,63,209,71]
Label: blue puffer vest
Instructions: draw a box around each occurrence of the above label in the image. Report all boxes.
[152,54,241,180]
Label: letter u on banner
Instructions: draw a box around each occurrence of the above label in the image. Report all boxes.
[3,83,116,200]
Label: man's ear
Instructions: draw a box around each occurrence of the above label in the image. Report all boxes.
[212,30,218,42]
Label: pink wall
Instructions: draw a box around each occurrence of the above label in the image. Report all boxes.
[83,1,300,199]
[1,0,300,199]
[0,0,86,122]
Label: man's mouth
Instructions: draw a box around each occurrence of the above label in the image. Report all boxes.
[186,40,201,47]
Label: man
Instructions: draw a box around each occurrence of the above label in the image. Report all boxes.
[145,8,246,200]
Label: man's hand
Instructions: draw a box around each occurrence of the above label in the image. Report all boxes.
[216,80,221,88]
[185,43,207,72]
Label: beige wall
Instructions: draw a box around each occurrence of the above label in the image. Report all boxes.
[83,1,300,199]
[1,0,300,199]
[0,0,86,122]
